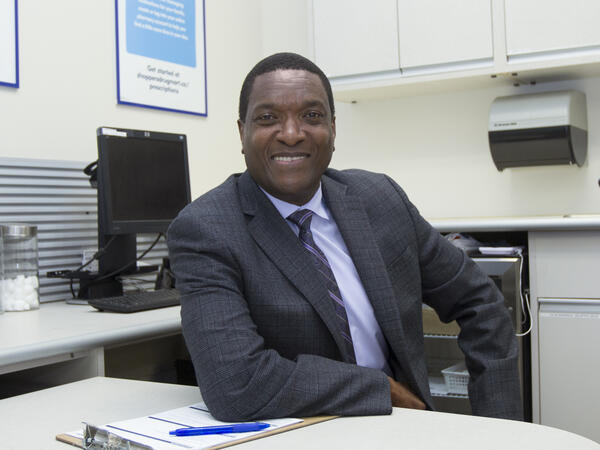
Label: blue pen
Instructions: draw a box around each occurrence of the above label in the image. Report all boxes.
[169,422,270,436]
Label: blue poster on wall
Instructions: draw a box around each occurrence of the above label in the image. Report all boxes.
[0,0,19,88]
[115,0,207,116]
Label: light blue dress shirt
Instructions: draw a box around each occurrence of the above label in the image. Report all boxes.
[262,185,391,376]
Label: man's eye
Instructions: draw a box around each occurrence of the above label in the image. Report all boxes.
[305,111,323,119]
[256,113,275,121]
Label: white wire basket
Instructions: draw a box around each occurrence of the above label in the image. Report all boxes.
[441,362,469,395]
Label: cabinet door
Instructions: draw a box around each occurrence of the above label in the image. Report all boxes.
[538,299,600,443]
[505,0,600,57]
[529,231,600,299]
[312,0,399,78]
[397,0,493,70]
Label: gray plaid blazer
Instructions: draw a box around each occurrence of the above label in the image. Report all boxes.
[167,169,522,421]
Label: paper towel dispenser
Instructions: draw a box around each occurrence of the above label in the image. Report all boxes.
[488,90,587,170]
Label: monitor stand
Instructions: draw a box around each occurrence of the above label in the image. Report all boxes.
[48,265,158,302]
[47,233,158,301]
[76,265,158,300]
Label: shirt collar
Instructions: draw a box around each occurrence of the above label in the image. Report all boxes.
[261,184,330,222]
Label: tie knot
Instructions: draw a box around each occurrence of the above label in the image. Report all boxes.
[287,209,314,231]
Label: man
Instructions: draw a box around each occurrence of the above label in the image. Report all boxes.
[167,52,522,421]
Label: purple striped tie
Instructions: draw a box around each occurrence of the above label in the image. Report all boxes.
[288,209,356,363]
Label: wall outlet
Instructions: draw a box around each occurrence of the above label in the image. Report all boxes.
[82,248,98,272]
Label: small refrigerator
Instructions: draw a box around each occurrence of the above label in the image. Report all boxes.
[424,256,531,419]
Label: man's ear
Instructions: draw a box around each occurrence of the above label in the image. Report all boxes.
[237,119,245,154]
[331,115,336,150]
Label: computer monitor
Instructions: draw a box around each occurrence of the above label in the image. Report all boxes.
[79,127,191,299]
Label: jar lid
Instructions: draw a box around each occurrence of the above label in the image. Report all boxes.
[0,223,37,238]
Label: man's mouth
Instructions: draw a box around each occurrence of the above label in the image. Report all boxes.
[272,155,309,162]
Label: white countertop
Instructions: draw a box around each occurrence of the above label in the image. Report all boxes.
[0,377,598,450]
[0,302,181,367]
[430,214,600,232]
[240,407,600,450]
[0,377,202,450]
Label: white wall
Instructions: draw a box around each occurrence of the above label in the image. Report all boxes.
[0,0,261,199]
[333,77,600,219]
[258,0,312,57]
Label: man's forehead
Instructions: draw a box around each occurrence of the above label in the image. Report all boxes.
[249,69,328,106]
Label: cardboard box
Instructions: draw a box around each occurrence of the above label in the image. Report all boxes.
[422,306,460,336]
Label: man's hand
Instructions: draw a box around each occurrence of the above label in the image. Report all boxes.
[388,377,426,410]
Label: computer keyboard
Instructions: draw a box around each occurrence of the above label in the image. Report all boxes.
[87,288,180,313]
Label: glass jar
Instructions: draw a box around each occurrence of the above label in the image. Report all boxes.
[0,225,4,314]
[0,224,39,311]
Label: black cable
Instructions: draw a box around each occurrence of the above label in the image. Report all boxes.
[82,236,119,272]
[88,233,163,285]
[69,235,118,298]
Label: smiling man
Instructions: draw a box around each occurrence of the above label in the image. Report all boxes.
[167,53,522,422]
[239,68,335,206]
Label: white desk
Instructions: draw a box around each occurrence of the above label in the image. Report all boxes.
[0,302,182,387]
[0,377,597,450]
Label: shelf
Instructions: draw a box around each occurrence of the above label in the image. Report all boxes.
[424,334,458,340]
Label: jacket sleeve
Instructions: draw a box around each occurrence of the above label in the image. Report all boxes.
[385,176,523,420]
[167,208,391,422]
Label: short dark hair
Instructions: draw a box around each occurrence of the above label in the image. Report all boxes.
[238,52,335,121]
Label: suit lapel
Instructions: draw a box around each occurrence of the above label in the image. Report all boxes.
[321,175,415,379]
[237,172,353,362]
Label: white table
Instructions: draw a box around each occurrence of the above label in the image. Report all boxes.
[0,377,597,450]
[0,302,181,385]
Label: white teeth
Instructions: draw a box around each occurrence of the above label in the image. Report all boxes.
[273,155,306,162]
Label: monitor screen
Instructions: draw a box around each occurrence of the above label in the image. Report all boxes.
[97,127,191,235]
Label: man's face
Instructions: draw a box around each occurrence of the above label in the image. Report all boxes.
[238,69,336,206]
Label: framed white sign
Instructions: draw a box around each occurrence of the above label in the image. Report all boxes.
[115,0,207,116]
[0,0,18,88]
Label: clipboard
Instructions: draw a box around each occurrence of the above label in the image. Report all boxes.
[56,415,336,449]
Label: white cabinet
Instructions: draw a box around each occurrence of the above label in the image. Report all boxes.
[397,0,493,70]
[308,0,600,100]
[312,0,493,78]
[505,0,600,59]
[538,298,600,443]
[312,0,400,78]
[529,231,600,433]
[529,231,600,299]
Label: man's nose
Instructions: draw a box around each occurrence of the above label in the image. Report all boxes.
[278,116,305,146]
